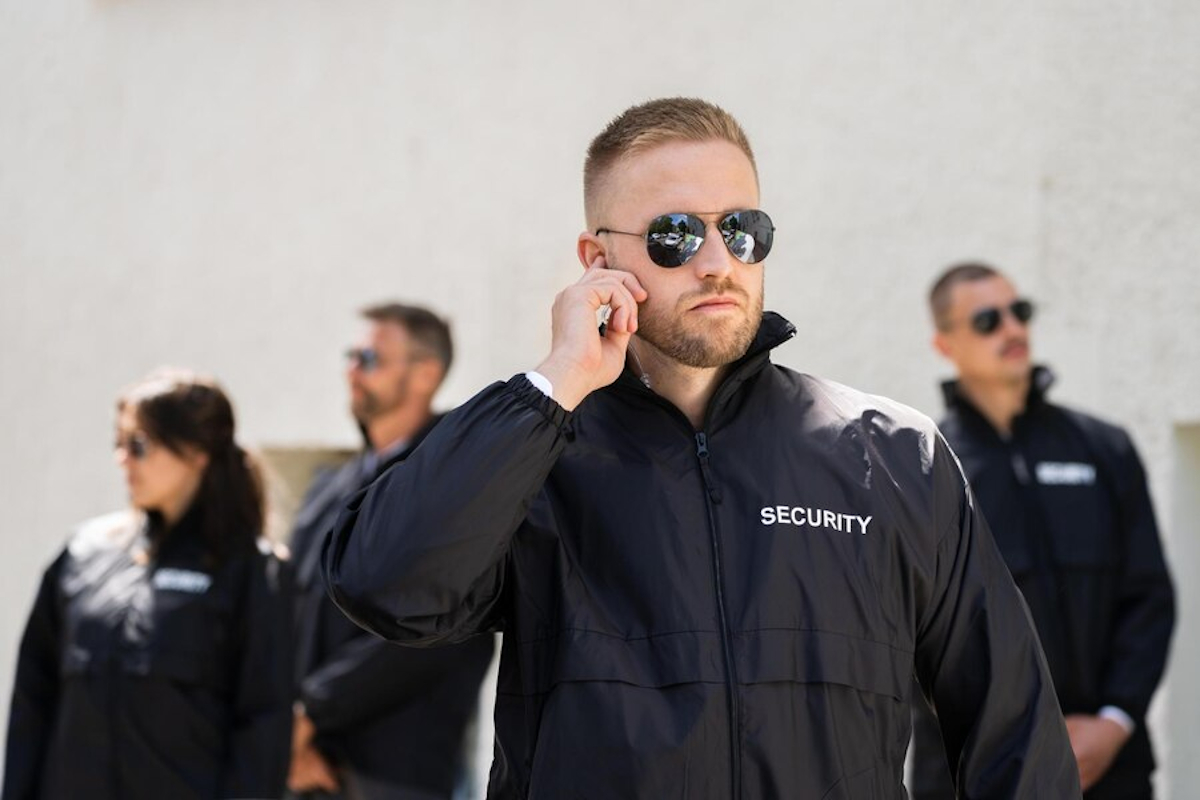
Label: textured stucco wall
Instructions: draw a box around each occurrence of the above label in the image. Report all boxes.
[2,1,1197,793]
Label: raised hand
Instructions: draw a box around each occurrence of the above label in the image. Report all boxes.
[534,256,647,410]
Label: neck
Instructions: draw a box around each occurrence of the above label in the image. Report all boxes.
[159,490,198,530]
[956,371,1031,437]
[633,339,728,429]
[364,403,432,452]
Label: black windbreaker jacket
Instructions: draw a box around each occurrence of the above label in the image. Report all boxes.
[911,369,1175,800]
[4,509,293,800]
[324,313,1080,799]
[291,421,494,796]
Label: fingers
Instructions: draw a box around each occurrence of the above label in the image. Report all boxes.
[574,263,645,335]
[583,257,648,302]
[288,748,342,793]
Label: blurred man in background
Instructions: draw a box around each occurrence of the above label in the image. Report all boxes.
[287,302,494,800]
[911,262,1175,799]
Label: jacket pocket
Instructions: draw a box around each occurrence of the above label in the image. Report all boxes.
[119,648,223,689]
[736,629,910,798]
[735,627,909,700]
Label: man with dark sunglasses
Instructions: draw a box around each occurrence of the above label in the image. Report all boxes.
[325,99,1078,798]
[287,302,494,800]
[910,262,1175,800]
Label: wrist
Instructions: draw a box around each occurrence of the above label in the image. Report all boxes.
[534,357,592,411]
[1098,706,1136,736]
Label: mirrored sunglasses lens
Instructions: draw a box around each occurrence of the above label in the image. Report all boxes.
[971,308,1002,334]
[721,210,774,264]
[646,214,705,268]
[1011,299,1034,323]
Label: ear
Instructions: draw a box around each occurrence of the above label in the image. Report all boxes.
[188,449,211,473]
[932,330,954,360]
[410,357,446,398]
[577,232,607,271]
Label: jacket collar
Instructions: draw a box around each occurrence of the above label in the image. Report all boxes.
[941,365,1056,422]
[369,413,443,480]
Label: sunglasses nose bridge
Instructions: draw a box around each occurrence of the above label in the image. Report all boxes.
[688,223,736,277]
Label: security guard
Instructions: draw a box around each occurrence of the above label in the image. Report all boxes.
[911,262,1175,799]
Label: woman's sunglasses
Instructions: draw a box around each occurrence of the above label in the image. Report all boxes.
[596,209,775,268]
[970,299,1035,335]
[114,432,153,460]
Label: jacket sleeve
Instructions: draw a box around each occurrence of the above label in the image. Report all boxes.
[908,686,957,800]
[2,555,65,800]
[913,434,1081,799]
[1098,429,1175,724]
[300,633,494,732]
[324,375,570,646]
[220,551,295,799]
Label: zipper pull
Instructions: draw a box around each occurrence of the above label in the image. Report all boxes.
[695,433,723,504]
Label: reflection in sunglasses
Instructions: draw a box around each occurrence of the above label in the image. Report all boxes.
[597,209,774,269]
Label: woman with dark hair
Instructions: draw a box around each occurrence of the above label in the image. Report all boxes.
[3,369,294,800]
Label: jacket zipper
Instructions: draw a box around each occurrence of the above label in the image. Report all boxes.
[613,348,786,799]
[695,431,741,799]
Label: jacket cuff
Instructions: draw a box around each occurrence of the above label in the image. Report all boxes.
[506,373,570,429]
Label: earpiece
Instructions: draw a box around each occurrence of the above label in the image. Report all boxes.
[627,339,652,390]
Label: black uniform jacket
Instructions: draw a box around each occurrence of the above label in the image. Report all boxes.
[291,419,494,797]
[4,508,293,800]
[324,313,1080,800]
[911,369,1175,800]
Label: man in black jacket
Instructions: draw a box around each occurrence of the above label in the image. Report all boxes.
[288,303,494,800]
[324,99,1080,798]
[910,262,1174,799]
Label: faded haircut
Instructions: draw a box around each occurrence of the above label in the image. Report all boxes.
[929,262,1001,330]
[583,97,757,226]
[360,302,454,376]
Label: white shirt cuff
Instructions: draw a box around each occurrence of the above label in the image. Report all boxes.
[1098,705,1136,734]
[525,371,553,400]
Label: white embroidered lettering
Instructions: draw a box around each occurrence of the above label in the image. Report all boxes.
[758,506,873,535]
[153,569,212,594]
[1035,462,1097,486]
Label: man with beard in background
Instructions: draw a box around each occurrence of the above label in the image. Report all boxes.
[288,303,494,800]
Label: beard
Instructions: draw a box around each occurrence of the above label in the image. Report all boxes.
[635,276,764,368]
[350,376,409,424]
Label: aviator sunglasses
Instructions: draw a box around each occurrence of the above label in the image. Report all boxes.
[345,347,382,372]
[969,299,1035,335]
[596,209,775,268]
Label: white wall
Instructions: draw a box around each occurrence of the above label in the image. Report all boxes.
[2,1,1198,794]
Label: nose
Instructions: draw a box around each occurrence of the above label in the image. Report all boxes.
[689,223,735,281]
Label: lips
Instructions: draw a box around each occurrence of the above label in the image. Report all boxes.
[690,295,742,311]
[1001,340,1029,358]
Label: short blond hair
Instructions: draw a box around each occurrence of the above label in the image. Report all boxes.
[583,97,757,224]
